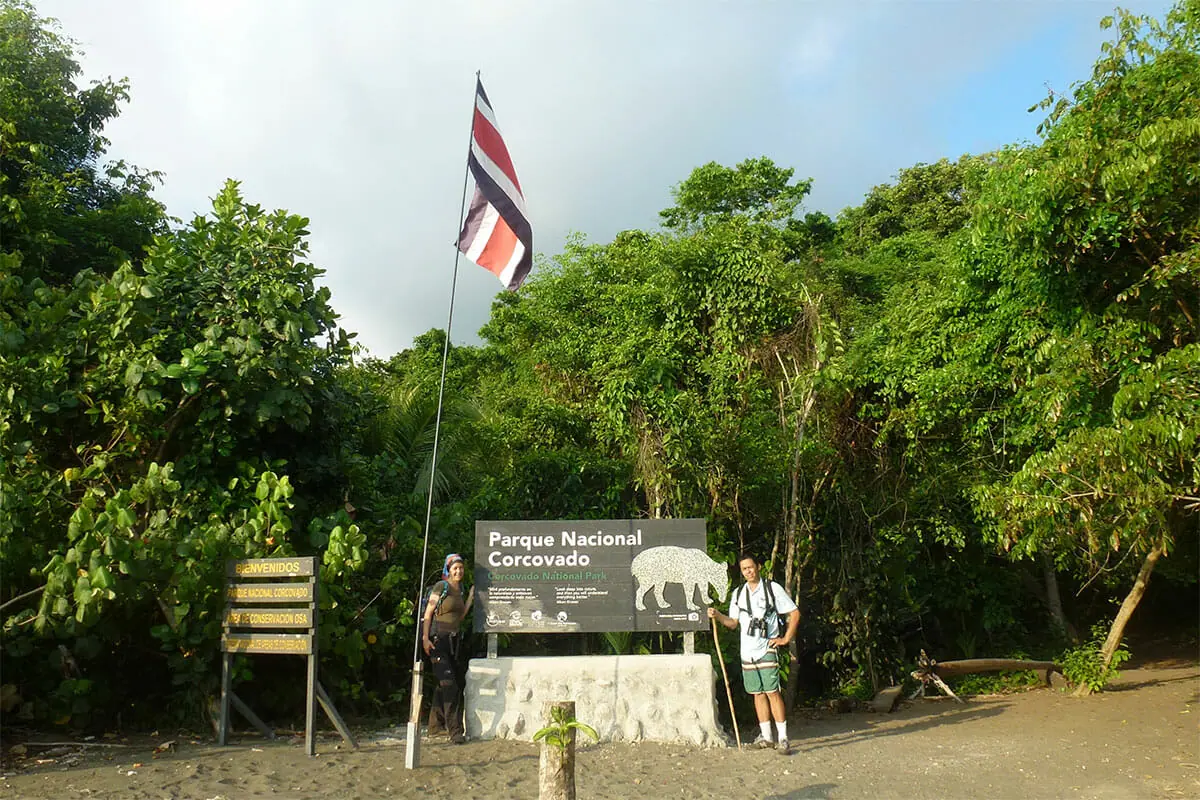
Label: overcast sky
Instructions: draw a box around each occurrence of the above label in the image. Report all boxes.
[38,0,1171,358]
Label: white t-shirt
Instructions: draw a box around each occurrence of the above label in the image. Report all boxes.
[728,579,798,661]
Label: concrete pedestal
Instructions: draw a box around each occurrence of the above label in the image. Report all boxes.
[465,654,727,747]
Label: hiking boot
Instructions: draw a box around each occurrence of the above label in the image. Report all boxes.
[776,737,791,755]
[753,735,773,749]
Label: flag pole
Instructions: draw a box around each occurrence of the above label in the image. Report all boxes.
[405,70,481,771]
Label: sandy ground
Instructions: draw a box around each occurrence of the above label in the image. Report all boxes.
[2,657,1196,800]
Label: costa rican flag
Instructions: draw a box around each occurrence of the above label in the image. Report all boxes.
[457,79,533,291]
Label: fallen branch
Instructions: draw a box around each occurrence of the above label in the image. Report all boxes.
[928,658,1062,680]
[910,649,1063,703]
[0,585,46,614]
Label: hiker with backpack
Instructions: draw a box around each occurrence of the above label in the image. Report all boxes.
[422,553,474,744]
[708,553,800,755]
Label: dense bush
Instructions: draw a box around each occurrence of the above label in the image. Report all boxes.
[2,0,1195,730]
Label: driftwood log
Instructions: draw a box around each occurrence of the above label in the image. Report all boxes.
[910,649,1063,703]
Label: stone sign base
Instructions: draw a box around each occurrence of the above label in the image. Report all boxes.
[465,654,727,747]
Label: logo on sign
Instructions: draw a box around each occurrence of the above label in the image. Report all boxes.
[531,609,543,621]
[556,611,569,623]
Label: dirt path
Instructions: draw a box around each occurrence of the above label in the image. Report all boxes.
[3,658,1196,799]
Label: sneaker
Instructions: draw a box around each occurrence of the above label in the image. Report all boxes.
[753,735,773,749]
[776,737,791,755]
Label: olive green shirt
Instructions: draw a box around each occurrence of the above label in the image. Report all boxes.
[428,580,470,635]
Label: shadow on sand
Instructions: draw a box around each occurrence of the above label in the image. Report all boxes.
[792,700,1008,755]
[764,783,838,799]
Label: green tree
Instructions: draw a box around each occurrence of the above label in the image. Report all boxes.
[973,1,1199,691]
[1,181,357,722]
[660,157,811,232]
[849,0,1198,694]
[0,0,164,288]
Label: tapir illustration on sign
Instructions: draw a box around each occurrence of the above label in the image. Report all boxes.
[631,546,729,612]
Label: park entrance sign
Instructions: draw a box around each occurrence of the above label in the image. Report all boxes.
[218,557,356,756]
[467,519,732,745]
[474,518,727,634]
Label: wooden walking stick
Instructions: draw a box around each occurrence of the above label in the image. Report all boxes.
[712,617,742,750]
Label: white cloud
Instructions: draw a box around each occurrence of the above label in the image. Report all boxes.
[35,0,1172,357]
[786,13,846,78]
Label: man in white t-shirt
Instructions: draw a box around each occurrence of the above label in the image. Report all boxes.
[708,553,800,754]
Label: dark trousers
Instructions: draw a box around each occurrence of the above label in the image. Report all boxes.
[429,633,463,737]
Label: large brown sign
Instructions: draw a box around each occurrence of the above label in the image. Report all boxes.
[474,518,726,634]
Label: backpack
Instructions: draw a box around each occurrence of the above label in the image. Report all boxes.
[420,580,451,621]
[416,581,450,665]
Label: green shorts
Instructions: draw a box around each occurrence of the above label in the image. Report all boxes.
[741,651,780,694]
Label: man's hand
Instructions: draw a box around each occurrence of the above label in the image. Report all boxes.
[774,609,801,650]
[708,607,736,630]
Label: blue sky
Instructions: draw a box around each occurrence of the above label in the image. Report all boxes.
[36,0,1174,357]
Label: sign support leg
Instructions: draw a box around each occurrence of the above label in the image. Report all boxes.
[306,574,319,756]
[305,652,317,756]
[218,652,231,745]
[316,682,357,747]
[228,691,276,740]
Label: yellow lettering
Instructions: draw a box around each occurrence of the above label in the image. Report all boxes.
[225,636,309,653]
[227,611,309,625]
[235,560,307,575]
[227,584,311,600]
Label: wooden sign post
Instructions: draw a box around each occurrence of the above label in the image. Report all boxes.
[219,557,356,756]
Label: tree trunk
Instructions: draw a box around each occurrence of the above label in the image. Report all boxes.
[771,302,827,714]
[1073,544,1164,697]
[778,385,813,712]
[538,701,577,800]
[1041,553,1078,642]
[783,640,801,715]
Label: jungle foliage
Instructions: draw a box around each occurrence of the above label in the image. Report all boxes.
[1,0,1196,728]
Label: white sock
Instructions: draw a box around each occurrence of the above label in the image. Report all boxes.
[775,721,788,740]
[760,722,773,740]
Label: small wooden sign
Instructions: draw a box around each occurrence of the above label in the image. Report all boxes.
[218,557,353,757]
[227,557,316,578]
[224,607,314,629]
[222,633,314,655]
[226,582,315,604]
